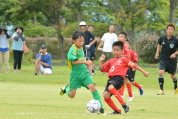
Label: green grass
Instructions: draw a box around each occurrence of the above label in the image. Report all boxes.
[1,64,178,119]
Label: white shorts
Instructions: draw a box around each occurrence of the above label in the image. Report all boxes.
[40,65,52,74]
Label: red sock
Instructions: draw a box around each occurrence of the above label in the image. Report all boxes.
[104,98,121,113]
[110,88,126,105]
[132,82,142,89]
[126,83,133,97]
[118,84,125,96]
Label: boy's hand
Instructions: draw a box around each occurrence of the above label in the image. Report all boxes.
[100,55,106,61]
[143,71,149,77]
[86,60,93,66]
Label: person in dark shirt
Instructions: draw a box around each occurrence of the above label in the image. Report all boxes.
[87,25,97,74]
[155,23,178,95]
[79,21,97,74]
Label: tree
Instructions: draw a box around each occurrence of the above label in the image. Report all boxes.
[169,0,178,23]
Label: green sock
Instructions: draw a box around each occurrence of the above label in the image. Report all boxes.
[92,91,103,108]
[65,86,70,95]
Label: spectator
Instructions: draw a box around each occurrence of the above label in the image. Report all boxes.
[0,26,10,73]
[35,45,52,75]
[97,25,118,62]
[12,26,25,73]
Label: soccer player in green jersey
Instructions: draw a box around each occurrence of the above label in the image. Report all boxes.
[60,31,104,114]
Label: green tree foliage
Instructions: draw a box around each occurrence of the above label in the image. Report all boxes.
[24,22,57,38]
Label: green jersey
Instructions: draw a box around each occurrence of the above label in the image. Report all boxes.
[67,44,86,70]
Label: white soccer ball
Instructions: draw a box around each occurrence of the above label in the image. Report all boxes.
[87,99,101,113]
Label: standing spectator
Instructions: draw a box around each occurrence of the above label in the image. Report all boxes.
[87,25,97,74]
[35,45,52,75]
[154,23,178,95]
[0,26,10,73]
[78,21,97,74]
[97,25,118,62]
[12,26,25,73]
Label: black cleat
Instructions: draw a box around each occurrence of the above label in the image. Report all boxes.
[122,104,129,113]
[110,110,121,114]
[98,108,105,114]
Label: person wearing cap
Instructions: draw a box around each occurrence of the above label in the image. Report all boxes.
[0,26,10,73]
[79,21,97,74]
[35,45,52,75]
[12,26,26,73]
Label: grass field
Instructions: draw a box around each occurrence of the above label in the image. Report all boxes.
[1,64,178,119]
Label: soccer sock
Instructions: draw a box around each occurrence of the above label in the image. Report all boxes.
[92,91,103,108]
[109,88,126,105]
[65,86,70,95]
[132,82,142,89]
[172,78,177,89]
[104,97,121,113]
[126,83,133,97]
[118,84,125,96]
[158,76,164,90]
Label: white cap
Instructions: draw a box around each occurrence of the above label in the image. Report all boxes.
[79,21,87,26]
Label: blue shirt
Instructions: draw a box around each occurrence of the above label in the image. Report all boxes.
[36,53,52,70]
[12,32,24,51]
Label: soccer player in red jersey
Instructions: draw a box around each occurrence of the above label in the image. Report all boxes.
[99,41,149,114]
[117,32,134,101]
[119,40,144,99]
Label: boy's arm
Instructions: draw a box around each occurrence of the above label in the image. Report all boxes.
[135,66,149,77]
[128,61,149,77]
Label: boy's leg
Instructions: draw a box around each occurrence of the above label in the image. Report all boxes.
[118,84,125,98]
[87,83,104,113]
[104,91,121,114]
[109,86,129,113]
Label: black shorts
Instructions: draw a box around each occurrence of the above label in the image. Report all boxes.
[125,68,136,82]
[104,76,124,92]
[159,58,177,75]
[90,52,95,60]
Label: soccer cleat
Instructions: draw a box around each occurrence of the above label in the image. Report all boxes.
[34,73,38,75]
[139,85,144,95]
[110,110,121,114]
[127,96,134,102]
[122,104,129,113]
[97,108,104,114]
[157,90,164,95]
[174,88,178,95]
[60,84,68,96]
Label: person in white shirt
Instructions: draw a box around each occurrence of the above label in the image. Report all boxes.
[97,25,118,62]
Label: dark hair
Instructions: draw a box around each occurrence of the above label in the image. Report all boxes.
[166,23,175,30]
[72,31,85,40]
[15,26,24,32]
[117,31,127,38]
[112,41,124,50]
[88,25,93,28]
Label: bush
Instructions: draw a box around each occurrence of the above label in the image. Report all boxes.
[135,34,159,63]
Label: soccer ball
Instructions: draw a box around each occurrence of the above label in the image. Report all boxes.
[86,99,101,113]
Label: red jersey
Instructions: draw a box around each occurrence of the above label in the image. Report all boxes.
[129,49,138,63]
[121,43,130,59]
[101,57,137,78]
